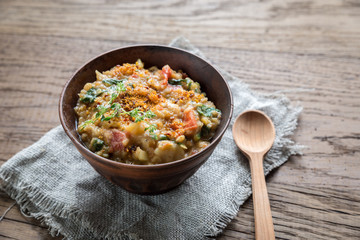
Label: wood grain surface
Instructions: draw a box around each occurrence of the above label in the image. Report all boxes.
[1,0,359,239]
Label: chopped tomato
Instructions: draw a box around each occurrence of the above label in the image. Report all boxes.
[109,129,128,153]
[183,109,198,136]
[161,65,172,85]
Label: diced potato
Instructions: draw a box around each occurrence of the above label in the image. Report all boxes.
[125,122,145,136]
[139,136,156,153]
[190,82,201,93]
[200,116,211,126]
[153,141,185,163]
[134,147,148,161]
[171,71,183,79]
[84,83,93,91]
[175,135,185,143]
[95,70,107,81]
[196,141,209,149]
[136,59,144,69]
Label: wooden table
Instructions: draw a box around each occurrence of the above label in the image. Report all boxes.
[1,0,359,239]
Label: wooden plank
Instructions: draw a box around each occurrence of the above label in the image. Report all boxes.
[0,192,33,224]
[0,0,359,56]
[0,191,62,240]
[219,184,360,239]
[0,218,61,240]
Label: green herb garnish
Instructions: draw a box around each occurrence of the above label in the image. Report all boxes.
[96,105,108,117]
[101,103,122,121]
[79,119,95,131]
[79,106,157,130]
[145,124,158,140]
[145,124,157,132]
[197,105,221,117]
[79,79,156,130]
[108,81,126,103]
[128,108,156,123]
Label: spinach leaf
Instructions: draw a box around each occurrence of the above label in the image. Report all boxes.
[90,138,104,152]
[102,78,126,86]
[80,88,103,103]
[200,125,212,140]
[184,78,192,89]
[193,132,201,142]
[159,134,169,140]
[168,78,184,85]
[201,125,210,136]
[197,105,221,117]
[169,78,193,90]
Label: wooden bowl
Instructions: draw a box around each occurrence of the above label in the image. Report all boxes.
[59,45,233,194]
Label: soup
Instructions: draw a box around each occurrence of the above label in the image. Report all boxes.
[75,60,221,164]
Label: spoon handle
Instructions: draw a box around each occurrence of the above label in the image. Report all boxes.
[249,153,275,240]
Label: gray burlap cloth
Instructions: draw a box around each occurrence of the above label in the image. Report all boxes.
[0,37,302,240]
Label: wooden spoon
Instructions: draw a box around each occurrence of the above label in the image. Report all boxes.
[232,110,276,240]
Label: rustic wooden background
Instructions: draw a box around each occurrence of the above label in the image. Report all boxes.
[1,0,359,239]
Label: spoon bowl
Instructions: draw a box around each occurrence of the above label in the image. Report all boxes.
[233,110,275,155]
[232,110,276,240]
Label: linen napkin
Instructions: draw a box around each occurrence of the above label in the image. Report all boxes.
[0,37,302,240]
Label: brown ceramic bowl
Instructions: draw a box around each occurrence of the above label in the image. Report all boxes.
[59,45,233,194]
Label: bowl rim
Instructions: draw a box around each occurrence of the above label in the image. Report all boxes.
[59,44,233,170]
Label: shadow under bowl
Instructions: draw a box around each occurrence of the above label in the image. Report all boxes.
[59,45,233,194]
